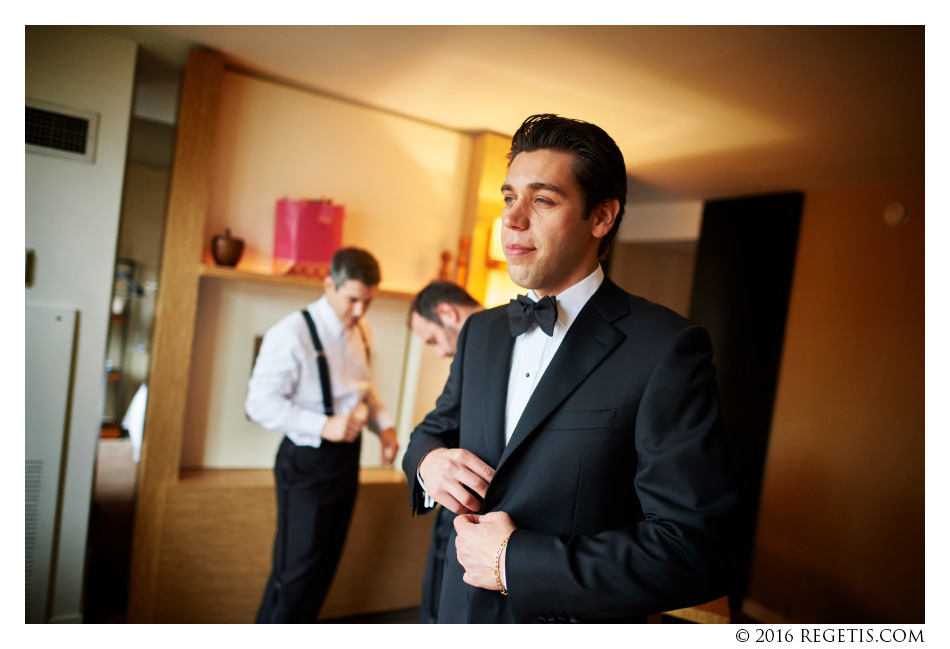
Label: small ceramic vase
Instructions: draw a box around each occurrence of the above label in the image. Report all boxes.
[212,228,245,267]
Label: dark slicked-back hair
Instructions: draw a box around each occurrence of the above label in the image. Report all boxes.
[507,113,626,258]
[410,281,480,325]
[329,247,381,288]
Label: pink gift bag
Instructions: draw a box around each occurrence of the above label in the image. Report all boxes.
[273,198,344,278]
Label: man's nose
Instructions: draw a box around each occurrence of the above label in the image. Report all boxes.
[352,302,365,318]
[503,201,527,230]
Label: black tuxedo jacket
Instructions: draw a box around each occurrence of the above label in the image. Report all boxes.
[402,278,737,623]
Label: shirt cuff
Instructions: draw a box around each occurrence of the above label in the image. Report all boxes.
[417,471,435,509]
[372,409,395,434]
[293,408,327,447]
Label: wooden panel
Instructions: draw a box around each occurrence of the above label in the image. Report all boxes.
[745,182,924,622]
[664,596,731,624]
[151,469,432,623]
[128,49,226,623]
[320,480,432,620]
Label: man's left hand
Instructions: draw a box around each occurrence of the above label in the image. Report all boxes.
[455,511,516,591]
[380,427,398,465]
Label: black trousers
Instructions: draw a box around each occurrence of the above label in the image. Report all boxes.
[420,506,455,623]
[256,436,361,623]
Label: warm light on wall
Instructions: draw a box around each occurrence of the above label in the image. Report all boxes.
[488,215,505,263]
[485,267,522,308]
[461,132,510,305]
[482,215,522,306]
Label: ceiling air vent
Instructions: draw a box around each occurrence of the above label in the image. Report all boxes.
[26,98,99,163]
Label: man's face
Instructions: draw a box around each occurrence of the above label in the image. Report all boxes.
[501,149,607,296]
[325,278,376,328]
[410,311,459,358]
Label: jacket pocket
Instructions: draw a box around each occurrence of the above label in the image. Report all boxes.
[545,408,616,431]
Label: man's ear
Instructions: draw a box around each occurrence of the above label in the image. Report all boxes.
[436,302,460,327]
[323,275,335,293]
[591,199,620,239]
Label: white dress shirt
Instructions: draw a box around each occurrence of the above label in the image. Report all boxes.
[246,296,393,447]
[504,265,604,442]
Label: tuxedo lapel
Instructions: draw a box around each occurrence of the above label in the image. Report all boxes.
[497,280,628,472]
[482,310,515,465]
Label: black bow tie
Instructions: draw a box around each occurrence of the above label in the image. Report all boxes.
[508,294,558,337]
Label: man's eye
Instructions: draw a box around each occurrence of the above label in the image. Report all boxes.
[503,196,515,205]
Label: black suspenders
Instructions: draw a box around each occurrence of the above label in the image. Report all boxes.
[300,310,334,417]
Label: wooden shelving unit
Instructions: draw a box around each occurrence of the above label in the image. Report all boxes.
[179,465,408,488]
[198,263,413,300]
[128,50,431,623]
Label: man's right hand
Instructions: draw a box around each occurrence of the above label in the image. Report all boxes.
[419,448,495,514]
[321,405,368,443]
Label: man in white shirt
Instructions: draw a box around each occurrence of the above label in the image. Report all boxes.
[248,247,398,623]
[402,114,737,623]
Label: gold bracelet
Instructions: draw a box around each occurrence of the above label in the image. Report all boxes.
[494,533,512,596]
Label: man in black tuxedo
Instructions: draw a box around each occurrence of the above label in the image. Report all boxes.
[402,114,737,623]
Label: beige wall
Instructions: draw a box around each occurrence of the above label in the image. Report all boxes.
[618,199,703,242]
[608,241,697,318]
[186,71,470,469]
[206,71,470,293]
[745,180,924,623]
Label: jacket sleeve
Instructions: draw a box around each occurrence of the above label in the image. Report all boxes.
[401,318,471,514]
[505,324,738,622]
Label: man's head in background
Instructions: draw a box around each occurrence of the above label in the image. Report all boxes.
[324,247,381,329]
[409,281,483,358]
